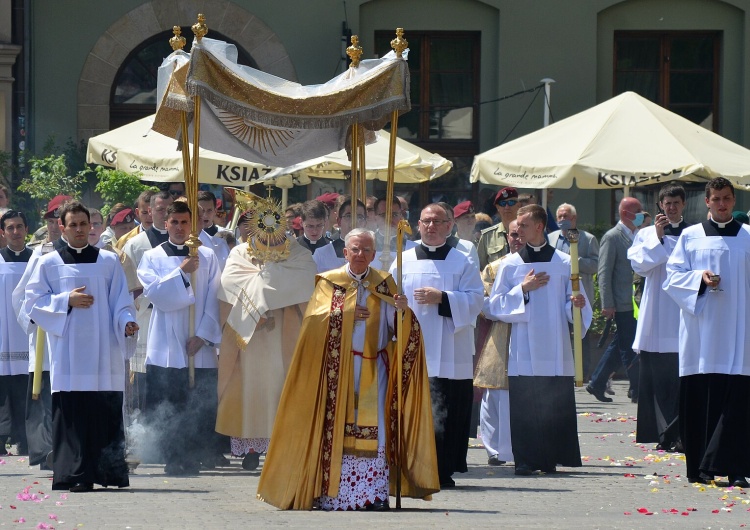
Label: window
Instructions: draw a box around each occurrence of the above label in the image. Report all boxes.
[373,31,480,206]
[110,30,256,129]
[614,31,720,130]
[374,31,480,148]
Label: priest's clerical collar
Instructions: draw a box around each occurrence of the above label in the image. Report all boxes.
[153,226,167,234]
[168,239,186,250]
[347,265,369,282]
[669,216,684,228]
[710,216,734,229]
[527,240,547,252]
[421,241,446,252]
[304,235,321,244]
[67,242,89,253]
[8,245,26,256]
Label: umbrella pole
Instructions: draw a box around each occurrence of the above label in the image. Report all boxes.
[567,228,584,387]
[350,124,359,229]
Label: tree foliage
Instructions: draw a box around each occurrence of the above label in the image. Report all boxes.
[93,165,156,218]
[17,153,89,201]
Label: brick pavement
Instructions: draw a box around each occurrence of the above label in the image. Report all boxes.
[1,381,747,529]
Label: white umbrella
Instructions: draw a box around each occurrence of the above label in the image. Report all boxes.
[471,91,750,190]
[259,130,452,185]
[86,115,275,186]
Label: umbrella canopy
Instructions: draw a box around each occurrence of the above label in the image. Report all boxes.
[471,91,750,190]
[259,130,452,185]
[86,115,275,187]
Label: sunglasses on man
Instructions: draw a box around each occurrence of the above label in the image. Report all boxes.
[497,200,517,207]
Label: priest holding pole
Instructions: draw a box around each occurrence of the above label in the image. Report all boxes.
[487,204,591,476]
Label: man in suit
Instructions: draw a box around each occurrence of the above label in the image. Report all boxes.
[586,197,643,403]
[548,203,599,378]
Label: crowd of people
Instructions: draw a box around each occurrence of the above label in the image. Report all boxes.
[0,177,749,510]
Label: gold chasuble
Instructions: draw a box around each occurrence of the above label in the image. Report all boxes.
[257,266,439,510]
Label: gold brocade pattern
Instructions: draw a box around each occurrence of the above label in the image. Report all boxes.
[388,314,421,459]
[217,110,296,154]
[256,266,439,510]
[320,286,346,493]
[187,46,409,126]
[344,424,378,440]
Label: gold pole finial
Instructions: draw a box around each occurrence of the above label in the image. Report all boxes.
[192,13,208,42]
[391,28,408,58]
[346,35,363,68]
[169,26,186,51]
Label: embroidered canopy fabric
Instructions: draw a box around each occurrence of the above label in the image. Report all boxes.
[153,38,411,167]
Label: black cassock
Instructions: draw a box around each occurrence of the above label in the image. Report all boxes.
[508,244,582,472]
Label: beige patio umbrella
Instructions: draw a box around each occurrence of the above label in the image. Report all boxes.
[86,115,275,186]
[260,130,452,185]
[471,91,750,190]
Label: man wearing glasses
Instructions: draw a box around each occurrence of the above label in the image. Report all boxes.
[313,197,366,273]
[165,182,186,199]
[393,204,484,488]
[297,200,331,255]
[477,187,521,270]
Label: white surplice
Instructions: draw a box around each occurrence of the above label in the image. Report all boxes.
[24,248,137,392]
[0,255,31,376]
[663,223,750,376]
[12,244,53,372]
[488,251,592,377]
[137,244,222,369]
[312,241,344,273]
[628,225,681,353]
[200,230,230,271]
[392,246,484,379]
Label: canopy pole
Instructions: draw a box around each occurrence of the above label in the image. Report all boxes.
[350,124,359,229]
[281,187,288,210]
[389,27,408,511]
[185,14,209,390]
[346,37,365,227]
[359,139,367,207]
[623,185,631,198]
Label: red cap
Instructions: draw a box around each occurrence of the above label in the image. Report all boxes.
[44,195,73,219]
[453,200,475,219]
[110,208,135,226]
[292,216,303,231]
[216,198,224,211]
[315,192,339,209]
[494,187,519,203]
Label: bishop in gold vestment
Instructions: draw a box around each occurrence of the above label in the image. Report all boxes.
[257,229,439,510]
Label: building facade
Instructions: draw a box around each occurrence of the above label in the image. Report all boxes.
[3,0,749,221]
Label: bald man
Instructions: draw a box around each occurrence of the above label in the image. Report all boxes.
[587,197,643,403]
